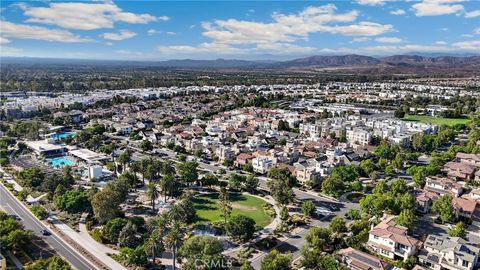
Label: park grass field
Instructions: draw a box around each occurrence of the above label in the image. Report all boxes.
[192,193,272,227]
[402,115,470,126]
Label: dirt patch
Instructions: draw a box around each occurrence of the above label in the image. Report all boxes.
[232,203,257,211]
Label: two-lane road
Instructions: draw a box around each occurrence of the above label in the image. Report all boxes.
[0,183,99,270]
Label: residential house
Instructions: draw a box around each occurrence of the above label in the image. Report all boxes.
[425,176,463,197]
[419,235,479,270]
[252,156,274,174]
[443,162,476,181]
[367,215,421,261]
[414,189,439,214]
[114,123,133,135]
[456,153,480,167]
[452,197,480,223]
[69,110,84,123]
[216,145,235,162]
[339,247,395,270]
[294,159,321,185]
[235,153,254,167]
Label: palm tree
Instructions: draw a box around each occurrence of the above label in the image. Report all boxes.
[160,174,175,203]
[162,160,176,176]
[117,149,132,173]
[219,187,232,227]
[145,213,169,266]
[165,221,183,270]
[145,230,162,266]
[147,182,160,213]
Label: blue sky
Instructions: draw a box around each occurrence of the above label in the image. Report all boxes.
[1,0,479,60]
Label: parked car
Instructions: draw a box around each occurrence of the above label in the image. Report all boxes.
[41,229,51,236]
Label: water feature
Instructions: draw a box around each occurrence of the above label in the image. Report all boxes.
[51,131,77,140]
[49,157,75,167]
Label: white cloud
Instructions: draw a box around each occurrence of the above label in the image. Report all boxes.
[157,4,393,57]
[461,34,474,38]
[376,37,403,43]
[115,50,143,56]
[101,30,136,41]
[0,21,91,42]
[0,37,11,44]
[475,28,480,35]
[452,40,480,50]
[158,16,170,21]
[166,32,176,35]
[157,43,249,55]
[189,25,196,29]
[351,37,370,43]
[412,0,464,17]
[356,0,390,6]
[20,2,161,30]
[147,29,161,35]
[435,41,447,45]
[202,4,392,45]
[390,9,406,15]
[0,46,23,55]
[465,10,480,18]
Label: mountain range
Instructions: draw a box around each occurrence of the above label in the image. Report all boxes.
[2,54,480,70]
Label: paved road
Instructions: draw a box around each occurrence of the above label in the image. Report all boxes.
[0,183,99,270]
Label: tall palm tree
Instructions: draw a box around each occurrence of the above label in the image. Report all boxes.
[219,187,232,227]
[162,160,176,176]
[160,174,175,203]
[117,149,132,173]
[145,229,164,266]
[147,182,160,213]
[165,221,182,270]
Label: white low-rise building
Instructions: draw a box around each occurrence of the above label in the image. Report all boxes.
[419,235,479,270]
[252,156,274,174]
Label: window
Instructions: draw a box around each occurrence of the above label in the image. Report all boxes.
[462,260,469,267]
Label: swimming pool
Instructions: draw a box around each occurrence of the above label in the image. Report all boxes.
[51,132,77,140]
[49,157,75,167]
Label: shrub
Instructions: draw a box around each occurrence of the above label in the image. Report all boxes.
[91,228,104,243]
[30,204,48,220]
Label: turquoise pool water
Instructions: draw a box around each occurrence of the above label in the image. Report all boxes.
[49,157,75,167]
[52,132,77,140]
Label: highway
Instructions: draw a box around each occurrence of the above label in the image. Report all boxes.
[0,183,99,270]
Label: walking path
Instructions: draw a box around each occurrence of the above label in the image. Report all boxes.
[78,213,119,255]
[49,215,126,270]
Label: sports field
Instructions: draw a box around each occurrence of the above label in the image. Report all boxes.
[402,115,470,126]
[193,193,272,227]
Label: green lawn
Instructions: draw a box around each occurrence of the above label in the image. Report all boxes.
[193,193,272,228]
[402,115,470,126]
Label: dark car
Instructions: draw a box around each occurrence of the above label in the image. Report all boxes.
[9,214,21,221]
[41,229,51,236]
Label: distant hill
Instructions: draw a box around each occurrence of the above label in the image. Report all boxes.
[380,55,480,67]
[276,54,380,68]
[2,54,480,70]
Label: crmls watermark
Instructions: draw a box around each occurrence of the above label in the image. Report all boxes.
[194,258,233,269]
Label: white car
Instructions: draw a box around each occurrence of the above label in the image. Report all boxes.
[315,207,333,216]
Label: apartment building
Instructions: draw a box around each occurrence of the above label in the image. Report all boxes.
[419,235,479,270]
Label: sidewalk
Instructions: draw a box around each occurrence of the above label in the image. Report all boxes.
[49,216,126,270]
[78,213,119,255]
